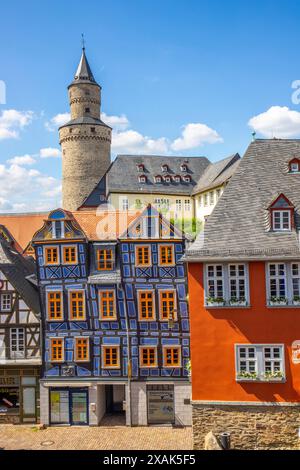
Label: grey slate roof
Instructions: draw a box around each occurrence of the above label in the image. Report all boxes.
[88,270,121,285]
[185,139,300,261]
[60,116,110,129]
[69,48,99,87]
[82,155,211,207]
[0,235,40,314]
[192,153,241,195]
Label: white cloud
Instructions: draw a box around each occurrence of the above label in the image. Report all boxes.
[40,147,61,158]
[45,112,70,131]
[112,130,169,154]
[0,109,34,140]
[249,106,300,138]
[171,123,223,151]
[7,154,36,166]
[102,113,129,130]
[0,162,61,213]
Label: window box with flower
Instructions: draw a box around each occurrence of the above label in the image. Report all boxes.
[206,296,225,307]
[269,296,288,306]
[229,296,247,307]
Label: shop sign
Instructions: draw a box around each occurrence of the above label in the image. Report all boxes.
[0,377,19,386]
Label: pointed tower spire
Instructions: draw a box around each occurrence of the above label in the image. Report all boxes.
[71,36,98,86]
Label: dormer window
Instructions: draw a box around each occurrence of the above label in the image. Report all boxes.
[137,164,144,172]
[173,175,181,183]
[180,164,188,172]
[164,175,171,183]
[269,193,294,232]
[289,158,300,173]
[183,175,191,182]
[273,211,291,231]
[154,175,162,183]
[138,175,147,183]
[161,164,169,172]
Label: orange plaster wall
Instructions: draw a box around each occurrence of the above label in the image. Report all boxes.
[188,261,300,403]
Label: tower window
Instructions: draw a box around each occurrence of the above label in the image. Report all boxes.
[91,127,95,133]
[85,107,90,113]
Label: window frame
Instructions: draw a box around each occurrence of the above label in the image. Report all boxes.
[135,244,152,267]
[266,261,300,306]
[50,337,64,362]
[235,344,285,382]
[47,291,63,321]
[1,293,12,312]
[44,246,60,265]
[68,290,86,321]
[139,346,158,368]
[10,327,25,359]
[137,290,156,321]
[102,345,120,369]
[272,210,291,231]
[158,244,175,267]
[96,248,114,271]
[99,289,117,320]
[159,289,177,321]
[75,337,90,362]
[62,245,78,265]
[163,346,182,368]
[204,263,249,307]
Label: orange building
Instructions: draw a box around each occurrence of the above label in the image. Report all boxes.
[185,139,300,450]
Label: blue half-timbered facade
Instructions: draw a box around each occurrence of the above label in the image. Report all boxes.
[33,207,191,426]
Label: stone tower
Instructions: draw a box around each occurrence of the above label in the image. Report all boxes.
[59,47,111,211]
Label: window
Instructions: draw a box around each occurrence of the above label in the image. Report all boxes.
[291,162,299,172]
[137,164,144,172]
[204,194,208,206]
[135,199,142,209]
[138,290,155,320]
[209,191,214,205]
[272,210,291,231]
[176,200,182,212]
[140,347,157,367]
[44,247,59,265]
[198,196,203,207]
[51,338,64,362]
[154,176,162,183]
[85,107,90,113]
[52,221,64,239]
[184,199,191,211]
[138,175,147,183]
[229,264,246,302]
[216,188,221,200]
[267,262,300,305]
[1,293,12,312]
[154,198,169,210]
[205,263,249,306]
[69,291,85,320]
[99,290,116,320]
[75,338,89,362]
[10,328,25,359]
[163,346,181,367]
[96,249,113,270]
[180,164,187,172]
[47,292,63,320]
[161,164,169,172]
[173,175,181,183]
[91,127,95,133]
[183,175,191,182]
[135,245,151,267]
[122,198,129,211]
[164,176,171,183]
[268,263,286,302]
[236,344,284,381]
[159,290,177,320]
[159,245,175,266]
[103,346,120,368]
[63,246,77,264]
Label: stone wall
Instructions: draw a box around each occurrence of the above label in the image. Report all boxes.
[193,403,300,450]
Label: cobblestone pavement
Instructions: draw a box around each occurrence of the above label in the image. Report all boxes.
[0,423,193,450]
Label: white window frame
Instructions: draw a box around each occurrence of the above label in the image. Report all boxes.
[290,162,299,173]
[272,210,291,231]
[1,293,12,312]
[10,327,25,359]
[122,198,129,211]
[51,220,65,239]
[155,176,162,183]
[184,199,191,211]
[235,344,285,382]
[204,194,208,207]
[266,262,300,306]
[209,191,215,205]
[175,199,182,212]
[204,263,249,307]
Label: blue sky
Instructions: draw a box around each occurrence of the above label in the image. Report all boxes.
[1,0,300,211]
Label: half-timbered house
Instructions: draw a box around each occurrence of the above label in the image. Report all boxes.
[0,227,41,424]
[33,206,191,426]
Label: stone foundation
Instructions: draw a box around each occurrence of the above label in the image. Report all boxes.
[193,403,300,450]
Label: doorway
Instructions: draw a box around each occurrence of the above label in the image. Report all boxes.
[50,388,88,425]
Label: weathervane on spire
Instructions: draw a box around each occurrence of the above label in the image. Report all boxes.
[81,33,85,51]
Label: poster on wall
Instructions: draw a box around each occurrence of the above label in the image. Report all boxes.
[292,340,300,364]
